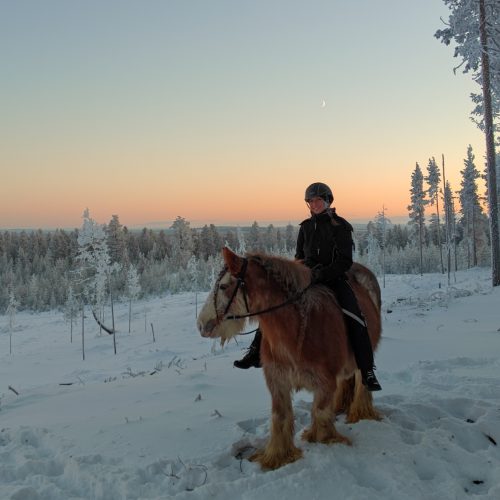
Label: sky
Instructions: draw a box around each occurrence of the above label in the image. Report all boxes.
[0,0,487,230]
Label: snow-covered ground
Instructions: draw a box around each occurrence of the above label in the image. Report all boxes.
[1,268,499,499]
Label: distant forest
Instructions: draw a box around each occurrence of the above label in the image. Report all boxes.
[0,207,492,312]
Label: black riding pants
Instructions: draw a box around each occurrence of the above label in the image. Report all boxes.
[328,278,374,373]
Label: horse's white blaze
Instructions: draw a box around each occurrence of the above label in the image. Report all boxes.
[197,270,248,343]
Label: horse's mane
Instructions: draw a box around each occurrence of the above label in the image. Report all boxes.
[245,253,379,315]
[246,252,308,299]
[245,252,338,353]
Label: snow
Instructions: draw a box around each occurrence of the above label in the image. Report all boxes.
[1,268,500,499]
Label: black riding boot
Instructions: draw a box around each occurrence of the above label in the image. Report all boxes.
[344,315,382,391]
[334,279,381,392]
[234,329,262,369]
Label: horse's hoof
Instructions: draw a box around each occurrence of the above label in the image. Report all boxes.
[326,434,352,446]
[346,409,382,424]
[249,450,263,463]
[301,427,352,446]
[301,428,316,443]
[250,447,303,470]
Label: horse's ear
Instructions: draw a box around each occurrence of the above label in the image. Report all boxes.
[222,247,243,276]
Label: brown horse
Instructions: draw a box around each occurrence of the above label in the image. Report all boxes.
[197,247,382,470]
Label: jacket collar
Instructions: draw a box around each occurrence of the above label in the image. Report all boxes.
[311,207,336,223]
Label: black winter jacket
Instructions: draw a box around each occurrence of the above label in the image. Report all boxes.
[295,208,354,284]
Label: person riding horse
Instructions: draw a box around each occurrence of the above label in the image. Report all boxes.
[234,182,382,392]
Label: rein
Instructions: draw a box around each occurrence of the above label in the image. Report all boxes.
[225,285,312,320]
[216,257,312,323]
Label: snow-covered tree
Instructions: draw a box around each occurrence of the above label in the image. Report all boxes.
[284,224,296,254]
[76,209,111,306]
[125,265,141,333]
[106,215,128,265]
[76,208,119,355]
[374,207,390,286]
[408,163,427,275]
[247,222,262,252]
[436,0,500,285]
[64,286,79,343]
[187,255,200,316]
[236,227,246,254]
[170,216,194,268]
[443,180,459,281]
[425,157,444,273]
[459,145,483,267]
[6,286,18,354]
[365,229,382,277]
[435,0,499,128]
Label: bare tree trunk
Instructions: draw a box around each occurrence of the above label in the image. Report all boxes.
[479,0,500,286]
[111,291,117,355]
[453,202,458,277]
[435,190,444,273]
[419,218,424,276]
[81,303,85,361]
[442,155,451,285]
[128,298,132,333]
[472,205,477,267]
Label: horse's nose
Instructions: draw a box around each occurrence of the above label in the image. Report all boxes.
[198,318,216,337]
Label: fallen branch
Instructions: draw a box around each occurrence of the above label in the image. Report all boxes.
[92,309,115,335]
[8,385,19,396]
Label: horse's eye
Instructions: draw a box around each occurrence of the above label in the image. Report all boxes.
[219,283,229,290]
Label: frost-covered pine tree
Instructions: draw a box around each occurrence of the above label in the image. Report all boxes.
[6,286,18,355]
[408,163,427,276]
[459,145,482,267]
[248,222,262,252]
[443,180,458,281]
[365,229,382,277]
[64,286,79,343]
[436,0,500,285]
[170,216,194,269]
[187,255,200,316]
[374,207,390,287]
[425,157,444,273]
[285,224,296,254]
[76,209,116,353]
[236,227,246,254]
[77,208,111,306]
[125,265,141,333]
[106,214,128,265]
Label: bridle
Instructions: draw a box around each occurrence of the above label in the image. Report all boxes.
[212,260,250,329]
[213,257,312,329]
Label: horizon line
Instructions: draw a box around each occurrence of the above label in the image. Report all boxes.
[1,215,411,232]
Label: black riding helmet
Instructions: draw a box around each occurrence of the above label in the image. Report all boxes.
[305,182,334,204]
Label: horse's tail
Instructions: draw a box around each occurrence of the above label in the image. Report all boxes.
[347,262,381,312]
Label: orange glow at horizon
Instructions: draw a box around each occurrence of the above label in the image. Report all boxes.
[1,140,486,230]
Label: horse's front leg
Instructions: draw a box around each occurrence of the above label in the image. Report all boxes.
[251,364,302,470]
[302,385,351,446]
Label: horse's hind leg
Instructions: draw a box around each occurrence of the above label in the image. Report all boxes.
[345,371,381,423]
[302,387,351,446]
[250,365,302,470]
[333,375,356,415]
